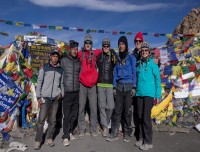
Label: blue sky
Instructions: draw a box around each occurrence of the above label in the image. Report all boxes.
[0,0,199,49]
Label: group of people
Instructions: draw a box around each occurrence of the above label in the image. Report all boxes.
[33,32,161,151]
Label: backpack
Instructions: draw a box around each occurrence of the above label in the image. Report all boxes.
[79,50,98,87]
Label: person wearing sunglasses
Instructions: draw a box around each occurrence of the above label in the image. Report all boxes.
[60,40,80,146]
[133,32,144,61]
[107,36,137,143]
[78,34,102,138]
[135,42,161,151]
[132,32,144,141]
[96,38,117,137]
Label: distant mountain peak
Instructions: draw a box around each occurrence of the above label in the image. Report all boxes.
[174,7,200,34]
[167,7,200,44]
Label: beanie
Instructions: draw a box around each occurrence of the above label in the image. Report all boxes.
[50,49,60,58]
[69,40,79,48]
[134,32,144,42]
[102,38,110,46]
[141,42,150,49]
[84,34,93,44]
[118,36,128,49]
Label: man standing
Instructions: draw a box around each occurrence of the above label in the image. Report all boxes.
[133,32,144,140]
[97,38,116,137]
[107,36,137,142]
[61,40,80,146]
[133,32,143,61]
[34,50,64,150]
[78,34,101,138]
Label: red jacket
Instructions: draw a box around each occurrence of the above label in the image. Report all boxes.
[78,49,101,87]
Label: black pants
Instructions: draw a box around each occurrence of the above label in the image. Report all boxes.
[137,96,154,144]
[62,92,79,140]
[133,96,139,140]
[111,89,132,137]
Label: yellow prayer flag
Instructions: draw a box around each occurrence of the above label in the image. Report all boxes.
[174,40,181,45]
[60,42,65,47]
[5,62,14,72]
[175,48,181,52]
[7,89,14,96]
[166,34,172,38]
[56,26,63,30]
[194,56,200,62]
[15,35,23,41]
[16,22,24,26]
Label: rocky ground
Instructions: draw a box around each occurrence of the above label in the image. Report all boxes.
[1,126,200,152]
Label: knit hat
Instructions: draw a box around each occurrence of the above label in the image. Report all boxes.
[118,36,128,59]
[118,36,128,49]
[141,42,150,49]
[69,40,79,48]
[50,49,60,58]
[84,34,93,44]
[134,32,144,42]
[102,38,110,46]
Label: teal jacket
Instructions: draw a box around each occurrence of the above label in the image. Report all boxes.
[136,58,161,98]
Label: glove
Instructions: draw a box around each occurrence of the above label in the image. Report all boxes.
[113,88,117,96]
[130,88,136,97]
[153,98,160,105]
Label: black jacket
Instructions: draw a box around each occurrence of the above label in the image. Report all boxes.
[97,50,116,84]
[133,48,141,61]
[60,53,81,92]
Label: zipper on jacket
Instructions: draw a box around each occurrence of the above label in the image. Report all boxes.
[73,61,75,91]
[51,68,56,98]
[103,55,105,82]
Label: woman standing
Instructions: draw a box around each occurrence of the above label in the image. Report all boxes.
[135,42,161,151]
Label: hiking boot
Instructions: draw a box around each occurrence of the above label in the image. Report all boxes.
[70,133,76,141]
[135,140,143,147]
[130,130,134,137]
[46,139,55,147]
[34,142,41,150]
[106,134,119,142]
[63,138,70,146]
[140,144,153,151]
[91,132,98,138]
[123,135,131,142]
[102,127,108,137]
[79,132,85,139]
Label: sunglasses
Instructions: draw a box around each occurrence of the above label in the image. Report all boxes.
[135,40,142,43]
[84,40,92,45]
[141,49,149,52]
[103,45,110,48]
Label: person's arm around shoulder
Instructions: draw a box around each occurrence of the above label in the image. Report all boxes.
[78,50,82,60]
[94,49,102,57]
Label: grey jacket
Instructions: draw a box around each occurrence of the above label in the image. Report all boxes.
[61,53,81,92]
[36,62,64,99]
